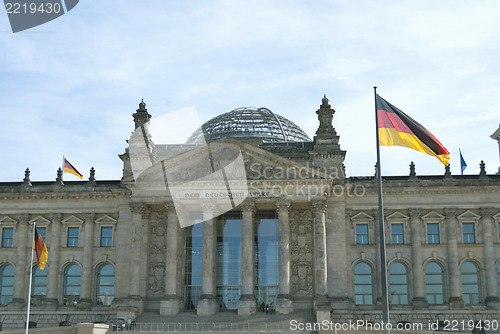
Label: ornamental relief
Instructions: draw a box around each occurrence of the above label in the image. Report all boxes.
[290,209,314,296]
[147,211,167,297]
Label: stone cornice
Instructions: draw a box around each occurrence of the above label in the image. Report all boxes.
[0,189,130,201]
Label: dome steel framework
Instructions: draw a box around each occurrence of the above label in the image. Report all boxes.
[186,107,312,144]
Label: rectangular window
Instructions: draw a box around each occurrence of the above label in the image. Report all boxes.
[463,223,475,244]
[1,228,13,248]
[427,223,440,244]
[391,223,404,244]
[356,224,368,245]
[67,227,79,247]
[100,227,113,247]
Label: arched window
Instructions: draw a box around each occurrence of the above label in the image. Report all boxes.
[354,262,373,305]
[461,261,481,304]
[96,264,114,305]
[425,261,445,304]
[31,265,47,305]
[0,264,14,305]
[389,262,409,304]
[63,264,81,305]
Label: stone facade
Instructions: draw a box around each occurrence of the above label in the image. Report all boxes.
[1,98,499,331]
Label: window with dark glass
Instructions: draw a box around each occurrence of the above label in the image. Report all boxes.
[427,223,440,244]
[216,213,242,310]
[462,223,475,244]
[184,217,203,311]
[255,211,279,308]
[389,262,409,304]
[461,261,481,304]
[100,227,112,247]
[354,262,373,305]
[356,224,368,245]
[31,265,47,305]
[67,227,79,247]
[425,262,445,304]
[1,228,13,248]
[0,264,14,305]
[96,264,115,305]
[63,264,81,305]
[391,224,404,244]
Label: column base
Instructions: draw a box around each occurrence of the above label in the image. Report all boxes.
[45,298,59,310]
[314,295,330,310]
[111,296,144,320]
[197,295,218,316]
[76,298,92,310]
[315,306,331,324]
[448,297,465,309]
[486,296,500,309]
[7,298,25,310]
[238,295,257,316]
[276,294,294,315]
[411,297,428,310]
[160,296,182,315]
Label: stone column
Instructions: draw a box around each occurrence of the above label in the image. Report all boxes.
[445,208,464,309]
[129,202,147,298]
[160,203,182,315]
[79,213,95,308]
[276,198,293,315]
[238,202,257,315]
[12,214,29,307]
[481,208,500,308]
[312,199,328,308]
[410,209,427,309]
[46,213,62,308]
[197,203,218,316]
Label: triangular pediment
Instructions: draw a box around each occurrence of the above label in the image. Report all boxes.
[134,137,330,184]
[95,215,117,224]
[62,215,84,225]
[421,211,445,221]
[0,216,18,225]
[493,212,500,222]
[30,215,51,224]
[351,211,374,222]
[386,211,409,221]
[457,210,480,221]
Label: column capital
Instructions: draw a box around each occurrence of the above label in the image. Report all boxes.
[165,202,183,215]
[312,199,327,213]
[241,202,255,213]
[50,213,62,222]
[201,202,217,214]
[129,202,148,214]
[409,209,421,219]
[17,214,30,224]
[276,198,291,212]
[84,212,95,222]
[445,208,457,218]
[481,207,495,218]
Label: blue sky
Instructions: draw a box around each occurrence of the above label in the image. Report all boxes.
[1,0,499,182]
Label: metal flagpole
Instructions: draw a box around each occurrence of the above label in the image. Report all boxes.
[25,222,36,334]
[374,87,390,334]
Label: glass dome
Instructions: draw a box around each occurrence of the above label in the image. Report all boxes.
[186,107,311,144]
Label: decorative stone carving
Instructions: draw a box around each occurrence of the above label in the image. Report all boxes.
[289,209,314,296]
[147,211,166,297]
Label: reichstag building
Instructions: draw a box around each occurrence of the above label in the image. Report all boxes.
[1,97,500,330]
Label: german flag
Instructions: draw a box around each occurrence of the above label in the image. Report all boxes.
[34,227,48,270]
[63,157,83,179]
[376,94,450,166]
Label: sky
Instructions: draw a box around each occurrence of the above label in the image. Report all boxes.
[1,0,499,182]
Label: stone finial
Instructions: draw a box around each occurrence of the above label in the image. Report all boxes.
[321,94,331,108]
[132,99,152,129]
[409,161,417,179]
[479,160,487,178]
[315,94,336,137]
[444,164,452,180]
[23,168,32,186]
[55,167,64,185]
[88,167,96,185]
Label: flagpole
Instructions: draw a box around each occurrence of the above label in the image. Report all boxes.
[25,222,36,334]
[374,87,390,333]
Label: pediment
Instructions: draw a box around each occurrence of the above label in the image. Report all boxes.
[351,211,374,222]
[493,212,500,222]
[62,215,84,225]
[386,211,409,221]
[29,215,51,225]
[134,137,329,184]
[0,216,18,226]
[421,211,445,221]
[457,210,480,221]
[95,215,117,225]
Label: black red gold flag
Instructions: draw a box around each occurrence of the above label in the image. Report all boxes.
[63,157,83,179]
[34,227,48,270]
[376,94,450,166]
